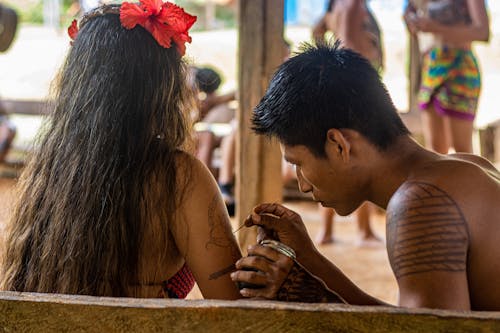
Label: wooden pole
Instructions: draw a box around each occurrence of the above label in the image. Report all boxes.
[205,0,216,30]
[236,0,284,252]
[408,33,421,115]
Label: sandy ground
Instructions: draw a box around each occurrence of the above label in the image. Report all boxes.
[0,177,397,304]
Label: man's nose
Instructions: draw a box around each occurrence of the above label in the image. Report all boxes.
[296,169,312,193]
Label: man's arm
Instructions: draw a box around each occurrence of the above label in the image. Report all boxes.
[231,203,388,305]
[387,182,471,310]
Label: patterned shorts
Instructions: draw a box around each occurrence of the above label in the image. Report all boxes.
[418,46,481,121]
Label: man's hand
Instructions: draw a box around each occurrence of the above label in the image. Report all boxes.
[244,203,316,262]
[230,244,294,299]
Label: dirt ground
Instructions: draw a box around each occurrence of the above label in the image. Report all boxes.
[0,177,398,304]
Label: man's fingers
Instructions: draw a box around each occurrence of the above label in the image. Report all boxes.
[240,287,277,300]
[235,253,275,273]
[254,203,290,218]
[230,269,268,286]
[245,212,280,230]
[247,244,284,263]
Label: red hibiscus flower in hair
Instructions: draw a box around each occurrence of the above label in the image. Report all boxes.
[68,19,79,42]
[120,0,197,55]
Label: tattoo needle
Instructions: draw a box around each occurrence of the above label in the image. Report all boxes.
[233,222,246,234]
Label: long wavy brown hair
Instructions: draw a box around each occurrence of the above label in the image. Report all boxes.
[0,5,194,296]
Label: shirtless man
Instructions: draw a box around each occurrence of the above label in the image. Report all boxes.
[230,42,500,310]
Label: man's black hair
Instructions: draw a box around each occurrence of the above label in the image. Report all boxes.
[195,67,222,94]
[252,41,409,157]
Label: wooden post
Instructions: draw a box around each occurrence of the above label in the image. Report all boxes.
[408,34,420,115]
[236,0,284,252]
[205,0,216,30]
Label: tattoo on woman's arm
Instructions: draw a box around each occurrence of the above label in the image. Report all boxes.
[205,194,241,280]
[206,194,234,250]
[387,182,469,279]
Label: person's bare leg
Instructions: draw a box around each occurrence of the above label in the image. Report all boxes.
[218,130,236,215]
[355,202,382,247]
[421,106,450,154]
[446,116,474,153]
[218,130,236,186]
[316,205,335,245]
[0,122,15,163]
[195,131,216,171]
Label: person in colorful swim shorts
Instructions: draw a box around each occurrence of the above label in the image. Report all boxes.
[0,2,242,300]
[404,0,489,154]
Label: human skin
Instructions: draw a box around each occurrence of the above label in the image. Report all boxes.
[404,0,489,48]
[231,131,500,310]
[314,0,379,65]
[403,0,489,154]
[136,152,242,299]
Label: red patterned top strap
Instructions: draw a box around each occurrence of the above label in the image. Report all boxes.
[159,263,195,299]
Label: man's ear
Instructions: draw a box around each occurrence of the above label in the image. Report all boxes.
[325,128,351,163]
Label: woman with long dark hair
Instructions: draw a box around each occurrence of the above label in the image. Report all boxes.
[0,1,241,299]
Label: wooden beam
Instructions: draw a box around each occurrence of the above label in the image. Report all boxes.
[1,292,500,332]
[236,0,284,251]
[0,100,48,116]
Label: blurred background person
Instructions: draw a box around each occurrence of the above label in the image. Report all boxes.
[311,0,383,246]
[404,0,490,154]
[192,66,236,174]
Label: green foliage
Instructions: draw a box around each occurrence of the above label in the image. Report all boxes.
[2,0,78,26]
[175,0,236,30]
[2,0,237,29]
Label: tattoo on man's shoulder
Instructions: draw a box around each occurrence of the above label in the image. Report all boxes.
[387,182,469,279]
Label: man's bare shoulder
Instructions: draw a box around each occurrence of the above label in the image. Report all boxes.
[386,181,469,279]
[408,154,499,190]
[448,153,500,180]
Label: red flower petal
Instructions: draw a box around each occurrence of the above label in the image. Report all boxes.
[172,34,188,56]
[145,19,175,49]
[119,1,196,55]
[161,2,197,33]
[68,19,79,40]
[120,2,149,29]
[139,0,164,16]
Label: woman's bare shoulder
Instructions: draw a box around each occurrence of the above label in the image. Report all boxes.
[175,150,212,182]
[174,150,221,207]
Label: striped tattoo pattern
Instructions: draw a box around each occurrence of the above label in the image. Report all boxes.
[387,182,469,279]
